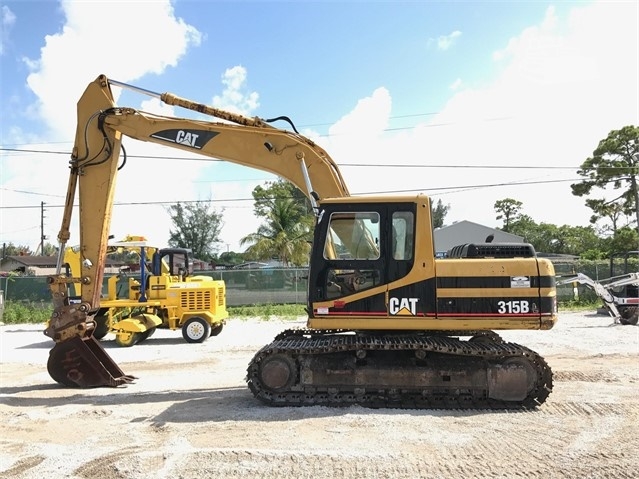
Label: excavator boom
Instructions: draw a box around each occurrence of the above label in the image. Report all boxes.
[43,74,351,387]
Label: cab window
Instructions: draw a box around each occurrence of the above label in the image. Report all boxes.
[392,211,414,260]
[323,212,380,260]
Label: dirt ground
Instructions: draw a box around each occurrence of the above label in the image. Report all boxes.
[1,311,638,479]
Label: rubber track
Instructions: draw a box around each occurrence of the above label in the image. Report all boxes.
[246,330,553,410]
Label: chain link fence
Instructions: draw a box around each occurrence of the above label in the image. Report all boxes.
[1,258,636,306]
[553,256,638,302]
[0,268,309,306]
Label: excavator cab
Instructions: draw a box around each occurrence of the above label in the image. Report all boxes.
[610,251,639,299]
[309,200,417,315]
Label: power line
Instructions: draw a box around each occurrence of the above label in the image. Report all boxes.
[0,225,40,234]
[340,163,582,170]
[0,111,445,148]
[0,108,522,144]
[0,146,596,170]
[364,177,584,196]
[0,177,584,210]
[0,187,66,198]
[0,147,221,162]
[0,199,254,210]
[297,111,440,129]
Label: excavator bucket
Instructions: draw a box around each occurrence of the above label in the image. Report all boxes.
[47,335,136,388]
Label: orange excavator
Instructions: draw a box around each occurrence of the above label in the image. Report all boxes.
[44,75,558,408]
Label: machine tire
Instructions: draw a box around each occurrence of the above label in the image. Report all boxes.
[619,307,638,326]
[115,331,141,347]
[138,327,157,343]
[92,315,110,340]
[210,323,224,337]
[182,317,211,343]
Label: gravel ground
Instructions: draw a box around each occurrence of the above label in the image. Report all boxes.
[1,311,638,479]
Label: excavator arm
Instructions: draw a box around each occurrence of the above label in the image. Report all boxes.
[44,74,350,387]
[44,78,131,386]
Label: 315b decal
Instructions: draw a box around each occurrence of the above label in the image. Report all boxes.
[497,300,530,314]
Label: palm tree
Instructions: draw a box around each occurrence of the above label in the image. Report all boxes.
[240,197,313,266]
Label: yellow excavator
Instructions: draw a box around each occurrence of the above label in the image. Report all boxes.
[62,236,228,346]
[45,74,558,407]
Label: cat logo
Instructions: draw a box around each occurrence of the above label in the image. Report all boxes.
[150,129,219,150]
[176,130,199,147]
[389,297,419,316]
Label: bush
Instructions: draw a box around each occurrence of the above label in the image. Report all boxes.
[2,301,52,325]
[0,302,307,325]
[227,304,306,320]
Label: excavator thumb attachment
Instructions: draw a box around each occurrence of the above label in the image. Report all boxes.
[47,336,136,388]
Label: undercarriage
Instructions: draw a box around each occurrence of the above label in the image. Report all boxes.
[247,329,552,409]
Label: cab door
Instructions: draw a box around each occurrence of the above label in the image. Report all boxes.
[307,202,417,317]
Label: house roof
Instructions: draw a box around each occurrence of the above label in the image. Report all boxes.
[435,221,523,240]
[433,220,524,253]
[436,220,523,238]
[1,255,123,267]
[2,255,58,267]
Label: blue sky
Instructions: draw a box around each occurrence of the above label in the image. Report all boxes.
[1,0,637,254]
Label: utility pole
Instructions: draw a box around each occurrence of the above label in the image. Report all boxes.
[40,201,48,255]
[634,154,639,240]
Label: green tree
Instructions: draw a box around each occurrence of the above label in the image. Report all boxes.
[167,201,224,261]
[508,214,536,241]
[215,250,245,266]
[494,198,523,232]
[556,225,602,256]
[1,243,32,257]
[583,199,627,234]
[41,242,58,256]
[571,125,639,234]
[241,181,314,266]
[432,199,450,228]
[509,216,603,256]
[241,198,312,266]
[251,179,311,219]
[510,217,559,252]
[601,227,639,256]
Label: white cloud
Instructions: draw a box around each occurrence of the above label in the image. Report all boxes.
[25,0,201,139]
[329,87,391,139]
[492,6,596,86]
[1,1,204,251]
[328,2,638,232]
[139,98,177,117]
[433,30,462,51]
[449,78,462,91]
[212,66,259,115]
[2,1,637,254]
[1,5,15,25]
[203,176,267,252]
[309,87,393,198]
[0,5,16,55]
